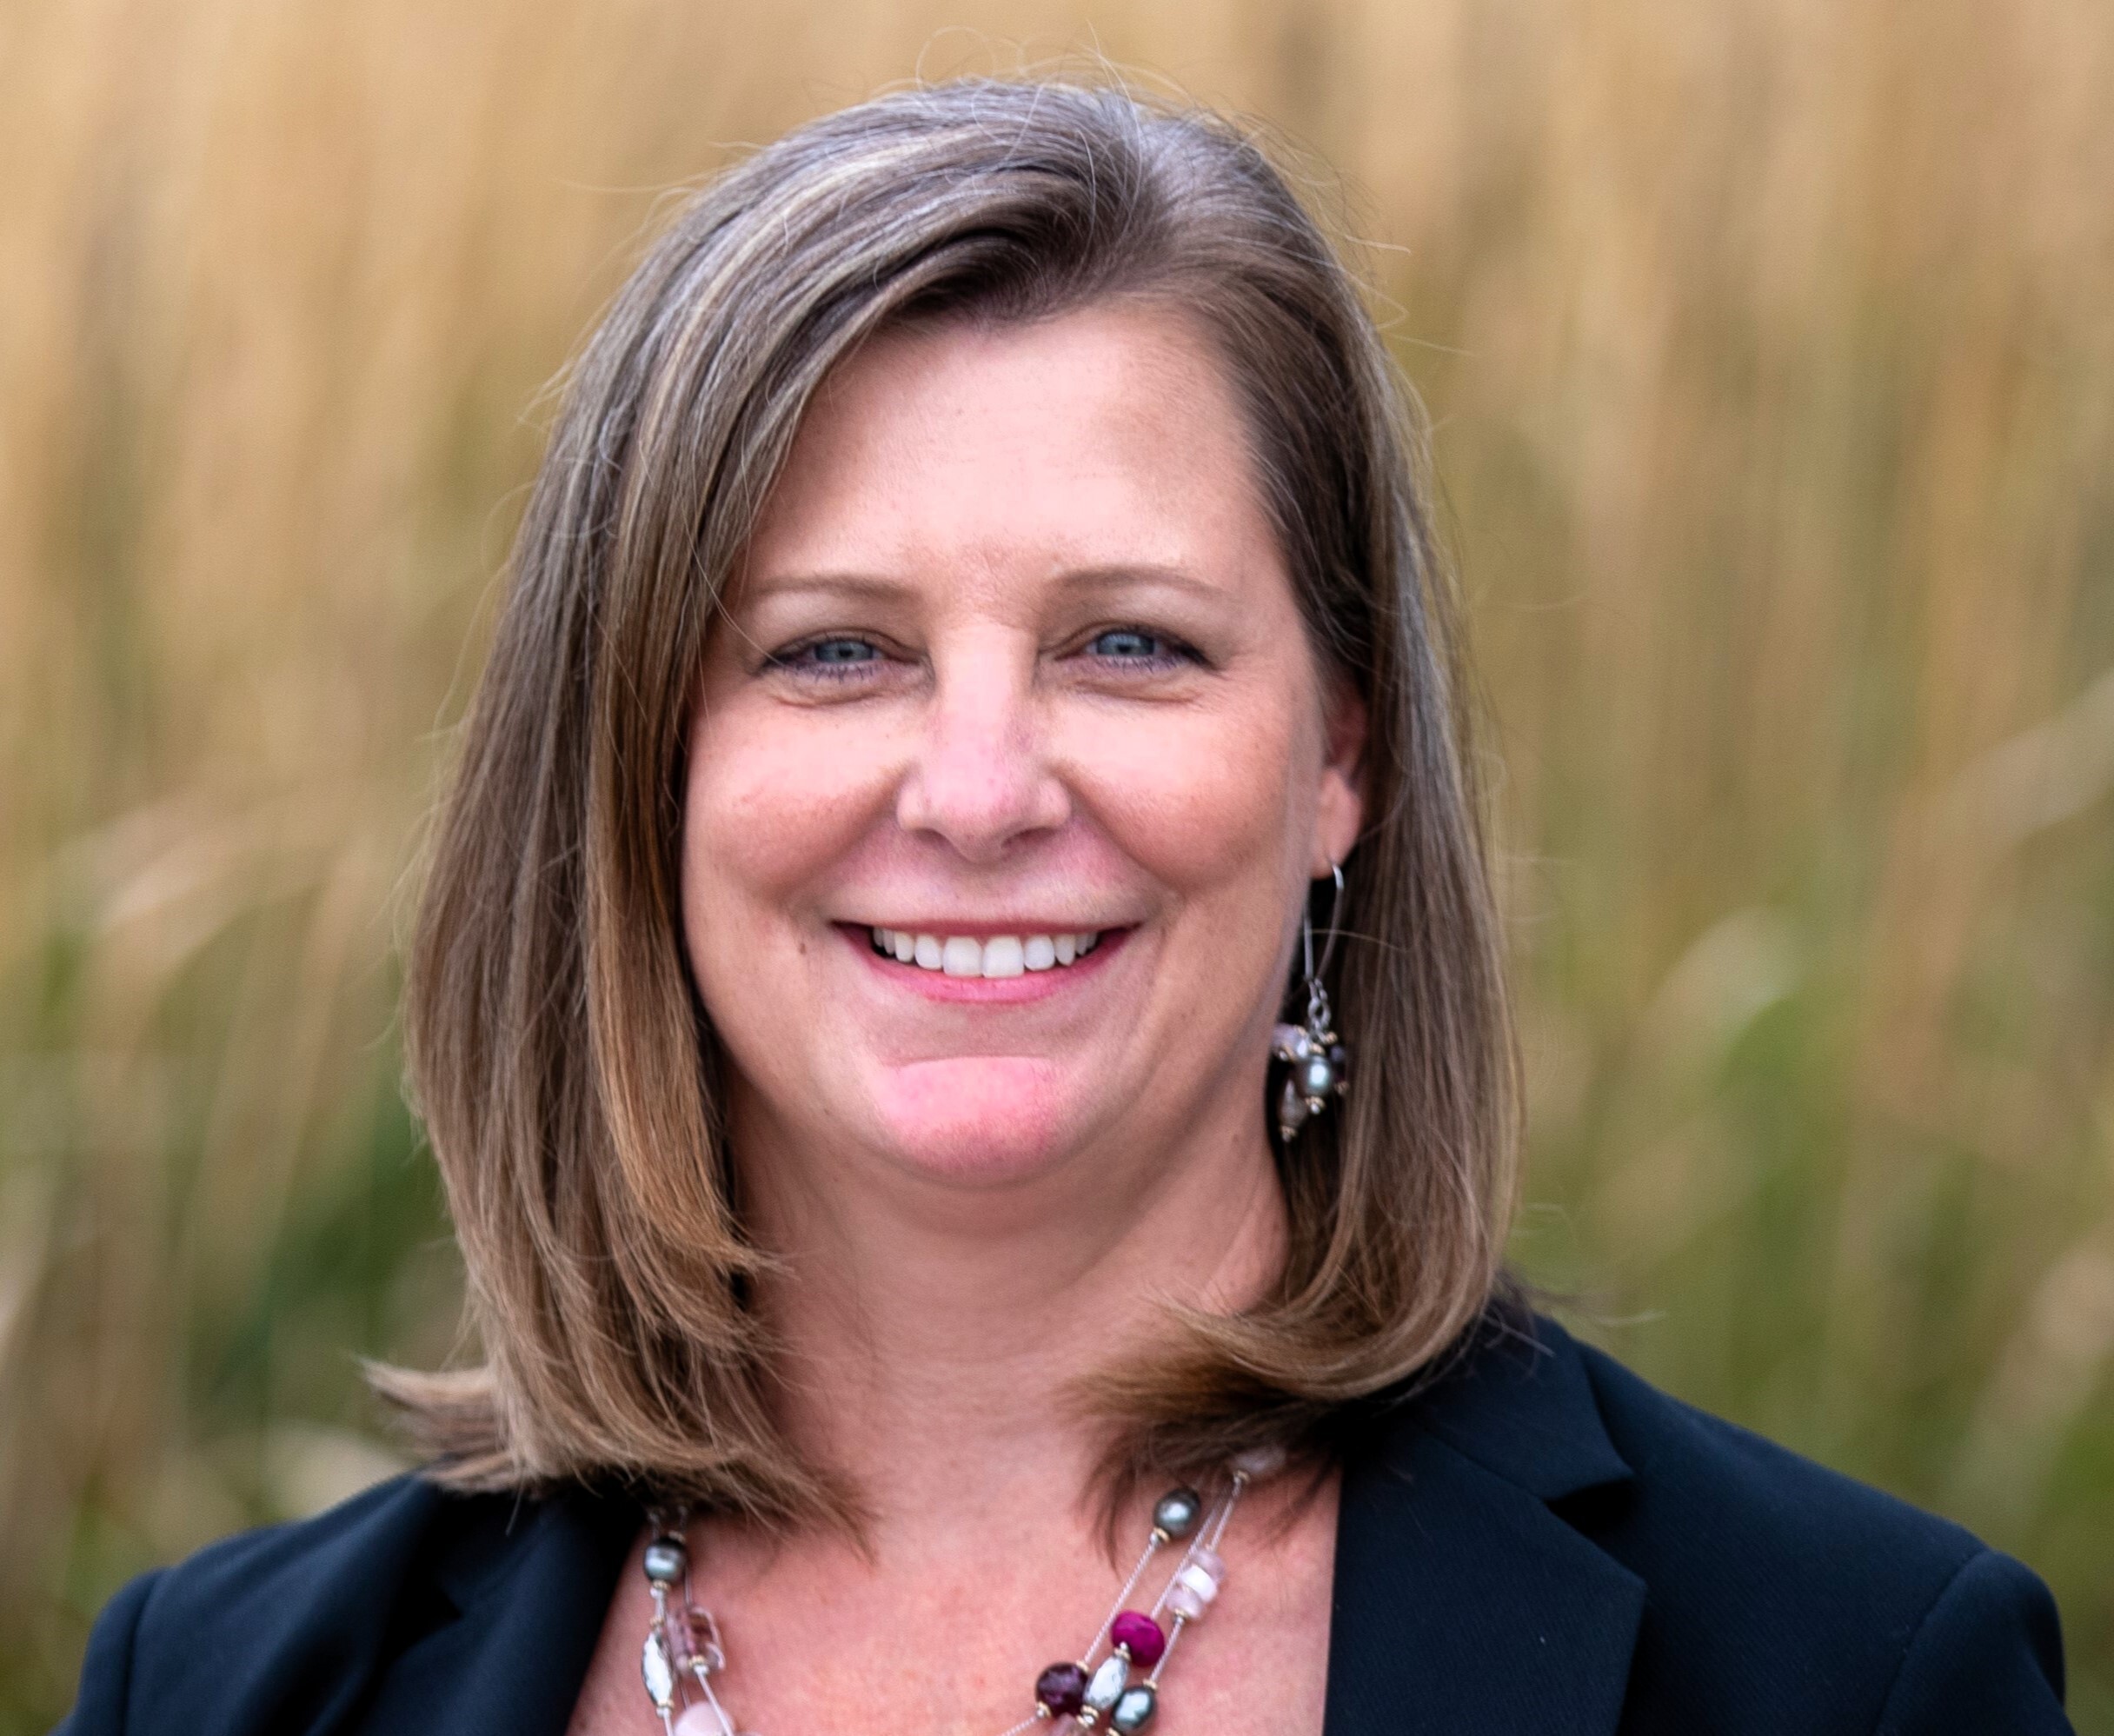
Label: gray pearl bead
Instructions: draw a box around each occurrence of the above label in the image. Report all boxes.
[1300,1054,1336,1098]
[1112,1684,1160,1732]
[1152,1487,1203,1539]
[642,1538,688,1585]
[1277,1078,1311,1141]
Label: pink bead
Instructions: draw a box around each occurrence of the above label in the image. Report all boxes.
[674,1705,725,1736]
[1187,1546,1226,1583]
[1110,1611,1167,1667]
[1165,1580,1207,1621]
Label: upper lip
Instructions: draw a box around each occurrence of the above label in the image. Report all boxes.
[845,919,1127,936]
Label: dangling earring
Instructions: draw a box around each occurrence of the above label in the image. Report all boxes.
[1272,862,1350,1142]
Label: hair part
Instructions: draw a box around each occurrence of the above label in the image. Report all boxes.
[376,75,1520,1527]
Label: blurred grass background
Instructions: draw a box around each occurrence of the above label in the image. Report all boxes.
[3,0,2111,1726]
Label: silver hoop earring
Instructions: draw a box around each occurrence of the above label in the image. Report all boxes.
[1272,862,1349,1142]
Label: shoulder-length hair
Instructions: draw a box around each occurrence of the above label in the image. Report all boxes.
[382,76,1519,1522]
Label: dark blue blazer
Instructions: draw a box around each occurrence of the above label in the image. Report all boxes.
[59,1316,2071,1733]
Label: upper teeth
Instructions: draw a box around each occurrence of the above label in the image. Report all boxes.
[869,928,1103,977]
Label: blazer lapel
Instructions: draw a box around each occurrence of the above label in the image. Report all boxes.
[1324,1318,1645,1736]
[341,1319,1636,1736]
[353,1482,639,1736]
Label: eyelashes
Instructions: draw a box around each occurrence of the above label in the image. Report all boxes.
[761,627,1204,683]
[764,635,884,679]
[1080,627,1195,671]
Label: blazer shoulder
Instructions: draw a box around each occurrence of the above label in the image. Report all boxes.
[62,1473,461,1735]
[1877,1547,2070,1733]
[63,1471,643,1736]
[1560,1330,2068,1730]
[1572,1334,1984,1581]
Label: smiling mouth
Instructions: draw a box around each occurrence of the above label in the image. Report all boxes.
[867,927,1107,979]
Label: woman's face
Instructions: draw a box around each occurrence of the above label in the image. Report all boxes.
[683,303,1365,1200]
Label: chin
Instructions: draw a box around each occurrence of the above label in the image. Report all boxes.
[868,1056,1086,1185]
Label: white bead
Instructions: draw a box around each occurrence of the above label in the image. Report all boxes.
[1164,1580,1207,1621]
[674,1703,730,1736]
[1176,1561,1220,1604]
[1085,1653,1129,1712]
[642,1632,675,1709]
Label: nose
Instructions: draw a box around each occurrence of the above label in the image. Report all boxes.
[894,633,1070,861]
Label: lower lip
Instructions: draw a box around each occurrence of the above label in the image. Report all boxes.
[840,926,1133,1002]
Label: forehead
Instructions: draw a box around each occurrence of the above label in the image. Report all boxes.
[738,301,1282,601]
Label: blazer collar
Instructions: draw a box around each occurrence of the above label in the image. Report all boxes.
[356,1481,639,1736]
[357,1315,1640,1736]
[1323,1314,1645,1736]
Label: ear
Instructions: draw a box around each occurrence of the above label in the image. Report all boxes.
[1311,679,1368,877]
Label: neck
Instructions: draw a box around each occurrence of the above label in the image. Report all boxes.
[731,1086,1288,1540]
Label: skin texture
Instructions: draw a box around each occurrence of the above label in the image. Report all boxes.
[568,303,1361,1734]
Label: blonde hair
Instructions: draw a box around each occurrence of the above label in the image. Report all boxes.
[381,76,1519,1522]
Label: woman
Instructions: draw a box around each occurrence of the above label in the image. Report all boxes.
[62,78,2069,1735]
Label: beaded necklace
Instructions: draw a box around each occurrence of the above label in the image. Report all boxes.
[638,1447,1281,1735]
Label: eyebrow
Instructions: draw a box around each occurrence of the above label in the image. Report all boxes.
[730,571,922,608]
[733,562,1222,606]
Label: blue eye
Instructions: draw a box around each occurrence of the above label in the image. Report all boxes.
[802,637,878,665]
[768,635,882,675]
[1089,628,1173,661]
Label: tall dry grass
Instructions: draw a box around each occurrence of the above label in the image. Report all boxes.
[3,0,2111,1726]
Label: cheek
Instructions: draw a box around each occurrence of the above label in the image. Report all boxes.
[1067,688,1319,892]
[679,701,904,1077]
[680,704,901,1099]
[681,706,893,916]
